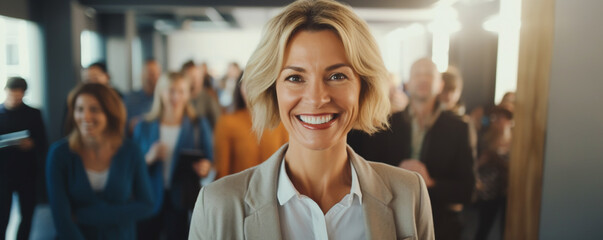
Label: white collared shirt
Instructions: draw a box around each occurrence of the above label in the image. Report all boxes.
[277,159,366,240]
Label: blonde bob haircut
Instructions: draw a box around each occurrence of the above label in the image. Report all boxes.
[242,0,391,136]
[65,83,126,152]
[145,72,197,122]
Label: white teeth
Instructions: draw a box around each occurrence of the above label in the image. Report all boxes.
[299,114,334,125]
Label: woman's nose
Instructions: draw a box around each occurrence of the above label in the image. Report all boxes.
[305,77,331,107]
[83,110,93,122]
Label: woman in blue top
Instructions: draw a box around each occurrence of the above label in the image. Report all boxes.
[133,72,214,240]
[46,83,155,239]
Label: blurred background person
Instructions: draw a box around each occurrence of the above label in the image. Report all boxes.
[198,62,218,101]
[349,58,475,240]
[83,62,110,85]
[474,106,513,240]
[439,66,466,116]
[468,91,515,139]
[181,60,221,130]
[133,72,214,240]
[46,83,154,239]
[217,62,242,113]
[213,76,288,179]
[125,59,162,136]
[400,59,475,240]
[388,73,409,113]
[469,106,486,137]
[439,67,478,158]
[83,62,123,98]
[0,77,48,240]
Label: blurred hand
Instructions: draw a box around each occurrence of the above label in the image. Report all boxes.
[192,159,212,178]
[145,142,167,165]
[399,159,435,188]
[18,138,34,151]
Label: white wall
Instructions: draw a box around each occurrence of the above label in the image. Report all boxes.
[167,29,262,76]
[167,26,428,86]
[539,0,603,239]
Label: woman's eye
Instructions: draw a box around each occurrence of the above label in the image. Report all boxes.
[285,75,302,82]
[329,73,347,81]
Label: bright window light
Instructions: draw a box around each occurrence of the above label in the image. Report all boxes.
[80,30,103,68]
[429,7,461,72]
[382,23,428,85]
[492,0,522,103]
[0,15,44,108]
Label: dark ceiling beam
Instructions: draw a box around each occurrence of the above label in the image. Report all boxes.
[79,0,439,10]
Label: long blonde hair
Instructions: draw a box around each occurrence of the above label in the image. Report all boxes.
[144,72,197,122]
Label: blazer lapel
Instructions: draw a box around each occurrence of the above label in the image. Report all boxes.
[243,204,282,240]
[243,144,288,240]
[348,146,397,240]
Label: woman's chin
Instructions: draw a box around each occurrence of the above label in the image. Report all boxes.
[292,135,347,152]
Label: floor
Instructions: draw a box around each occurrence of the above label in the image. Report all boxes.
[6,194,55,240]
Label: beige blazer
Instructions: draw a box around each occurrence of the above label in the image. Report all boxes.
[189,144,434,240]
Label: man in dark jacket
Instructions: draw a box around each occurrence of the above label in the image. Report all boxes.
[0,77,48,240]
[348,58,475,240]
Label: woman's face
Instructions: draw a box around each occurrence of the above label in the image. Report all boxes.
[439,87,462,109]
[161,79,191,112]
[74,94,107,138]
[276,30,361,151]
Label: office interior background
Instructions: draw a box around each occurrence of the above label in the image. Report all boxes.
[0,0,602,239]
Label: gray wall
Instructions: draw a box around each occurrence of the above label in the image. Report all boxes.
[539,0,603,239]
[450,1,499,112]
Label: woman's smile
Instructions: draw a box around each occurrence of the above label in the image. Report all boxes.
[296,113,340,130]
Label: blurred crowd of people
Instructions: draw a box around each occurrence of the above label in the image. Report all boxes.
[1,56,514,239]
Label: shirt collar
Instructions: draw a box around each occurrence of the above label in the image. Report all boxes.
[277,158,363,206]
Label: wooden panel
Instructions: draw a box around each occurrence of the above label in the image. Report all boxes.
[504,0,555,239]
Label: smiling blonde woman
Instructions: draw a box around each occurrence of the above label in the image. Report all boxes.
[189,1,434,239]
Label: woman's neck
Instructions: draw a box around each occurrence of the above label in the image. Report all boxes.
[284,140,351,212]
[82,135,104,149]
[161,106,184,125]
[81,135,113,157]
[410,98,437,127]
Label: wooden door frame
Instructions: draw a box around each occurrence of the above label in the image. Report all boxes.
[504,0,555,239]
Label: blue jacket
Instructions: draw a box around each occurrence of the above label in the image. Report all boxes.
[133,116,214,214]
[46,139,155,240]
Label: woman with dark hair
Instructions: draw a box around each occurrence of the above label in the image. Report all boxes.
[46,83,154,239]
[213,73,288,179]
[474,106,513,240]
